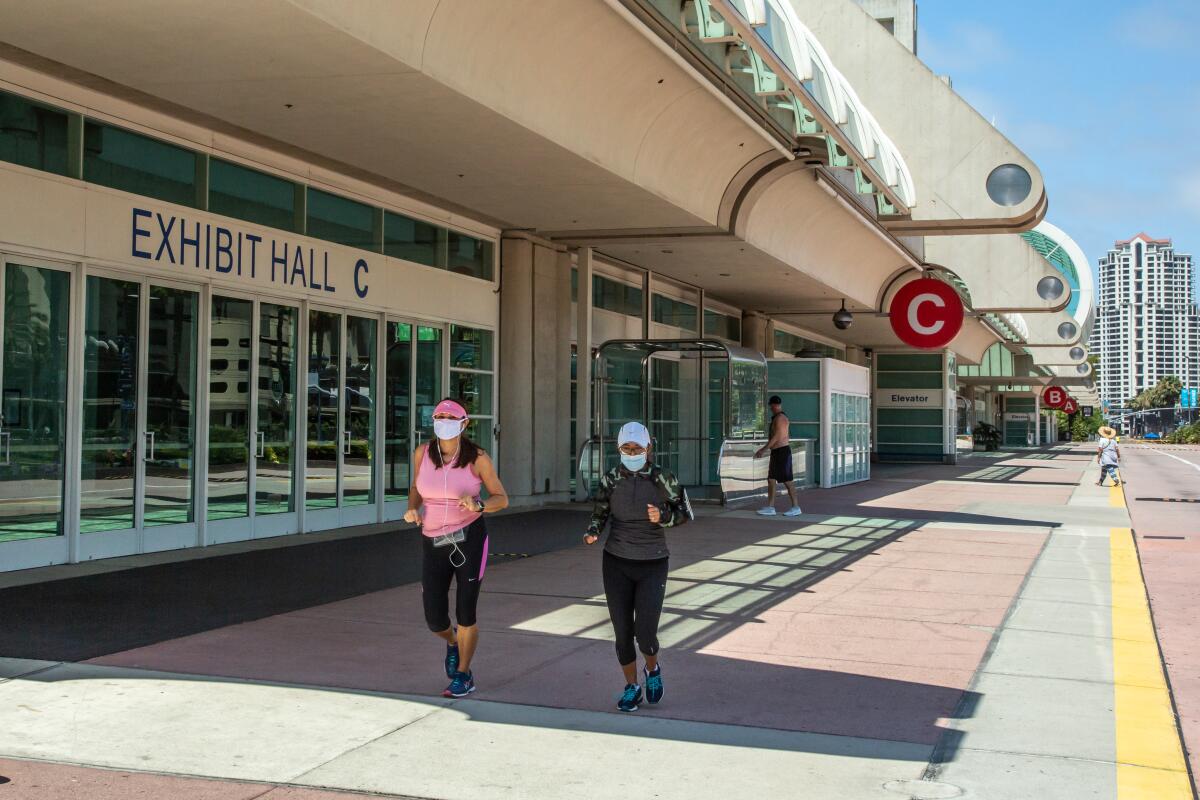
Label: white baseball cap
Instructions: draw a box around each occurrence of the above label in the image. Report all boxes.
[617,421,651,448]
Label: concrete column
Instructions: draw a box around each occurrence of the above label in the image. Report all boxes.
[1034,394,1042,445]
[555,249,573,494]
[741,311,770,353]
[574,247,594,500]
[499,233,569,505]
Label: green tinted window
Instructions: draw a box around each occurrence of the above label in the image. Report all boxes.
[0,90,69,176]
[450,325,493,371]
[652,294,698,331]
[384,211,439,267]
[208,158,297,232]
[877,353,943,372]
[84,121,198,207]
[704,309,741,341]
[593,275,643,317]
[306,188,377,252]
[447,230,494,281]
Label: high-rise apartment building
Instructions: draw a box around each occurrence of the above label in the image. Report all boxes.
[1090,233,1200,406]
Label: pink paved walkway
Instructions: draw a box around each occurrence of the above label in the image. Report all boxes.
[90,454,1063,748]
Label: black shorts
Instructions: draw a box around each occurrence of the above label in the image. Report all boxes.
[768,446,793,482]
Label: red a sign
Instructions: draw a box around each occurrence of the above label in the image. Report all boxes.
[1062,398,1079,414]
[889,278,964,349]
[1042,386,1067,409]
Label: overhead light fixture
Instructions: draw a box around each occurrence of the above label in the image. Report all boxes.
[832,299,853,330]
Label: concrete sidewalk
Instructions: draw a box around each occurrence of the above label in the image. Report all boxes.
[0,446,1191,799]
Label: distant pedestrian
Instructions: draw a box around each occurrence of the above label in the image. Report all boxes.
[584,421,692,712]
[1096,425,1122,487]
[755,395,802,516]
[404,398,509,698]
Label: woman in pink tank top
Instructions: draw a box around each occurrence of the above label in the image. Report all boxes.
[404,397,508,698]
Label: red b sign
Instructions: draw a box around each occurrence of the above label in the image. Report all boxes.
[889,279,964,349]
[1062,398,1079,415]
[1042,386,1067,409]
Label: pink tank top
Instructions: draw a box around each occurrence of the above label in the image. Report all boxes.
[415,444,483,538]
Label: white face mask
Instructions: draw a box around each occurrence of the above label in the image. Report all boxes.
[433,418,466,441]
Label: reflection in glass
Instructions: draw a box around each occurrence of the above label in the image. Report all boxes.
[207,296,252,521]
[306,310,340,509]
[81,277,139,533]
[144,286,198,526]
[257,304,297,515]
[0,264,70,541]
[413,326,442,445]
[343,316,376,506]
[385,322,412,501]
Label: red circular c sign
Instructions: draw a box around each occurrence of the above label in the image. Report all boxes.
[1042,386,1067,409]
[889,278,965,349]
[1062,398,1078,414]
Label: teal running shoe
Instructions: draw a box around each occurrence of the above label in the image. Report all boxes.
[644,665,663,704]
[617,683,643,712]
[443,670,475,698]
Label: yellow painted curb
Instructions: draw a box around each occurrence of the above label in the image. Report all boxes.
[1111,527,1192,798]
[1110,485,1126,508]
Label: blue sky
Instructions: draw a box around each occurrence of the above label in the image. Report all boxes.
[916,1,1200,283]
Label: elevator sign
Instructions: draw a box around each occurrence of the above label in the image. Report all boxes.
[1042,386,1067,409]
[889,278,964,349]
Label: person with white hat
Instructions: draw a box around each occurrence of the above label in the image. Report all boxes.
[1096,425,1121,487]
[584,421,692,712]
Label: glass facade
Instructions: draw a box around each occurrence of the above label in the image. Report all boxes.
[306,189,377,252]
[774,329,845,361]
[704,309,741,341]
[593,275,643,317]
[450,325,495,452]
[0,90,69,176]
[652,294,698,332]
[209,159,298,232]
[84,120,199,208]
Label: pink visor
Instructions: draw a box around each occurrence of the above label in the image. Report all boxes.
[433,399,468,419]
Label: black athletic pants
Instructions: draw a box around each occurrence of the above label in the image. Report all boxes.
[422,517,489,631]
[602,550,669,666]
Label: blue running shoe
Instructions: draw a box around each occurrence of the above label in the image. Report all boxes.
[644,665,663,704]
[443,670,475,698]
[617,683,643,712]
[445,643,460,678]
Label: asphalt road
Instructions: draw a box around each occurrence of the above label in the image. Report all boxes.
[1118,443,1200,784]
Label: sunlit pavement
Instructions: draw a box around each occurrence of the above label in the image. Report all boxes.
[0,445,1193,799]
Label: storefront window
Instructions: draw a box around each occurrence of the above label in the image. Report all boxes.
[0,90,69,176]
[593,275,643,317]
[209,159,298,232]
[84,120,199,208]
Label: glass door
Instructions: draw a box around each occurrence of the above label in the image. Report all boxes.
[341,314,377,526]
[254,302,299,536]
[383,320,443,521]
[78,275,200,560]
[305,309,341,530]
[0,260,72,570]
[206,295,300,544]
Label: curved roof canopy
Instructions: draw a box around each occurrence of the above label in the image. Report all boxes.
[1020,221,1095,338]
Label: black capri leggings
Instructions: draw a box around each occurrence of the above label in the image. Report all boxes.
[602,550,669,666]
[422,517,489,631]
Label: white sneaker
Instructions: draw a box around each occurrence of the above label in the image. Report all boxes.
[756,507,777,516]
[783,507,802,517]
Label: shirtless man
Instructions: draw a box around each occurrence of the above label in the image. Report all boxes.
[754,395,802,517]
